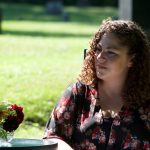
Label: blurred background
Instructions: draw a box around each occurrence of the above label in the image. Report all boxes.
[0,0,149,139]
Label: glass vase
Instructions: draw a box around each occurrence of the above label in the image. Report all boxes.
[0,131,14,147]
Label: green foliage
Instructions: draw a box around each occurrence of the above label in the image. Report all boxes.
[0,3,117,137]
[0,0,118,6]
[0,128,7,140]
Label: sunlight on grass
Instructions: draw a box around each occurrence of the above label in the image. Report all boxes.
[3,21,97,38]
[0,34,88,124]
[15,122,44,139]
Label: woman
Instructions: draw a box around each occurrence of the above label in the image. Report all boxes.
[43,20,150,150]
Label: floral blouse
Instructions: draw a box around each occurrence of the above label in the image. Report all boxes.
[44,82,150,150]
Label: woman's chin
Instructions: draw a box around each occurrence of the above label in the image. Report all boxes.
[97,72,105,79]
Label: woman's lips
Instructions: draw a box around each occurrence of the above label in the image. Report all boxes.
[96,64,107,69]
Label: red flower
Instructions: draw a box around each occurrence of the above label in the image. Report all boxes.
[10,104,23,112]
[2,103,24,132]
[3,116,19,132]
[10,104,24,124]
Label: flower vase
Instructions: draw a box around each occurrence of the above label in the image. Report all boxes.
[0,131,14,147]
[6,131,14,142]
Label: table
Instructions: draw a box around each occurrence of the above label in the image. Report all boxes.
[0,138,58,150]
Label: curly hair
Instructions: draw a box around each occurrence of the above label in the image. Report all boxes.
[78,19,150,107]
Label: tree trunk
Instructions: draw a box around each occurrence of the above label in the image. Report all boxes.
[0,8,2,33]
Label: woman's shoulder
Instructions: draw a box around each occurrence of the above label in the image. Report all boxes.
[75,81,87,94]
[66,81,88,95]
[64,81,95,101]
[75,81,94,96]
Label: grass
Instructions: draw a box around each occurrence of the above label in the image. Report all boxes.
[0,3,118,138]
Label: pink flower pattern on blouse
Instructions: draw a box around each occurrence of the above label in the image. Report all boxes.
[44,82,150,150]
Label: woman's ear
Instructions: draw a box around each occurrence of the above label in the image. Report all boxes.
[128,54,135,68]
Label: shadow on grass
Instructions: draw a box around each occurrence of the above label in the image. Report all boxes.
[1,3,117,25]
[3,30,92,38]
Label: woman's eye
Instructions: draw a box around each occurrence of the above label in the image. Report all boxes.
[106,51,117,58]
[95,48,102,53]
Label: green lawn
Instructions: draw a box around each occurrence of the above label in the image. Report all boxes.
[0,3,118,138]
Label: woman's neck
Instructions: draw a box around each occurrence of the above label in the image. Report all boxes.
[98,79,124,96]
[97,80,124,114]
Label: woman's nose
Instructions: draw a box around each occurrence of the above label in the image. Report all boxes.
[97,52,106,62]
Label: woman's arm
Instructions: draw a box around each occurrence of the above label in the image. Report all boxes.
[43,83,78,149]
[44,138,73,150]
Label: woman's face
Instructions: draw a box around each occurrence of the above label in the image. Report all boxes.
[94,33,133,81]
